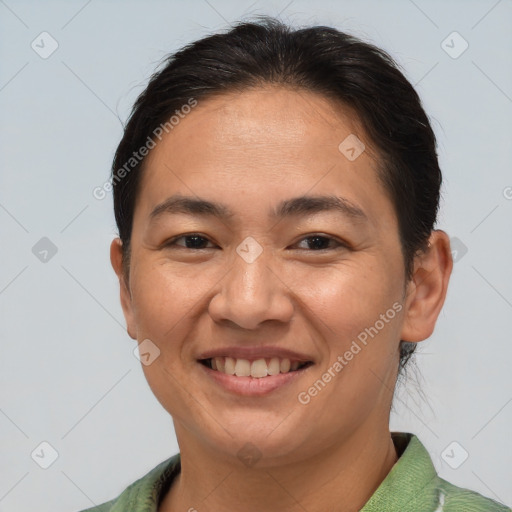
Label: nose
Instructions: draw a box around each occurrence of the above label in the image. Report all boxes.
[208,245,294,330]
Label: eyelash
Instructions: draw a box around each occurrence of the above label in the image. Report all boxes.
[163,233,349,251]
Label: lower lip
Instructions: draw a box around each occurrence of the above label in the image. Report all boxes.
[199,362,310,396]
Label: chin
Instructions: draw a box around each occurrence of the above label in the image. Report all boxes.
[208,417,310,461]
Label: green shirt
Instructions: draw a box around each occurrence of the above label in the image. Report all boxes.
[79,433,510,511]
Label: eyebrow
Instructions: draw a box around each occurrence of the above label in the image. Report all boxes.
[150,194,368,223]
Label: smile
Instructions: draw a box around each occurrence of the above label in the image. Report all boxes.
[199,357,313,378]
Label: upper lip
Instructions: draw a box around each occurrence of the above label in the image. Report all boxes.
[196,346,315,363]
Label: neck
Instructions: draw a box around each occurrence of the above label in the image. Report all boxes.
[160,424,398,512]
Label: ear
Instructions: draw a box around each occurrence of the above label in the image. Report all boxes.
[110,238,137,340]
[400,230,453,342]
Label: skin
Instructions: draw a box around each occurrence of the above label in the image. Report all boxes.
[110,86,453,512]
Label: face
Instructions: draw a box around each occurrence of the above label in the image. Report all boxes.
[112,86,428,465]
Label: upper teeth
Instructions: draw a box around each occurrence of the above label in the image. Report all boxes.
[210,357,302,378]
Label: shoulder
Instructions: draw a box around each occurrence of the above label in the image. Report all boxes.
[437,477,511,512]
[362,433,510,512]
[403,434,511,511]
[75,454,180,512]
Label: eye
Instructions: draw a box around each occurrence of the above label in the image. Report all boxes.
[164,233,216,250]
[292,235,348,251]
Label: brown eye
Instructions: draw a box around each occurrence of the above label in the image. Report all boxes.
[293,235,348,251]
[165,234,216,249]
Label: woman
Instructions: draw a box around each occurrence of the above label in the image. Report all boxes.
[81,17,510,512]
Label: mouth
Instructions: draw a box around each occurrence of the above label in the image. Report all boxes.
[199,357,314,378]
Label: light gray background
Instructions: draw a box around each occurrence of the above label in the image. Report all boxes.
[1,1,511,511]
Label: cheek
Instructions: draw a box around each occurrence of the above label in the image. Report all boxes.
[295,262,403,406]
[128,259,207,354]
[128,260,206,418]
[279,264,403,440]
[296,262,399,345]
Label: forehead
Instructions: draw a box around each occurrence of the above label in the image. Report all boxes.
[161,86,368,155]
[136,86,394,228]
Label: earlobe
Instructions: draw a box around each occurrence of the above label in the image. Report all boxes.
[110,238,137,340]
[400,230,453,342]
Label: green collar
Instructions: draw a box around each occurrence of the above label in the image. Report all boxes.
[361,432,440,511]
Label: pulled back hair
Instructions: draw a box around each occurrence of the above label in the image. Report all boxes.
[111,16,442,371]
